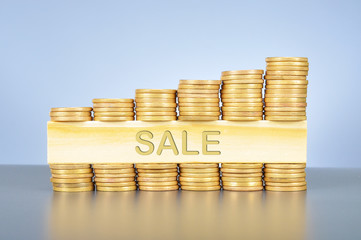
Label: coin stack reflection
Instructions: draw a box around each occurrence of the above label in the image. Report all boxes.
[50,107,92,122]
[49,164,94,192]
[264,57,309,121]
[221,163,264,191]
[93,164,137,191]
[264,163,307,191]
[92,99,135,121]
[179,163,221,191]
[220,70,264,121]
[135,89,179,191]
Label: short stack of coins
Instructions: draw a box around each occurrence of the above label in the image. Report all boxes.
[135,89,178,191]
[50,107,92,122]
[179,163,221,191]
[221,163,264,191]
[92,99,135,121]
[93,164,137,191]
[136,163,179,191]
[264,57,309,121]
[49,164,94,192]
[220,70,264,121]
[264,163,307,191]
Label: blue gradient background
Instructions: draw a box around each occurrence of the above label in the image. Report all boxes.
[1,0,360,167]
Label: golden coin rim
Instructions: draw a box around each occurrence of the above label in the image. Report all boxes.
[51,107,92,112]
[92,99,133,103]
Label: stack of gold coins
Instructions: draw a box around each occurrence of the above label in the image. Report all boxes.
[93,164,137,191]
[136,163,179,191]
[50,107,92,122]
[179,163,221,191]
[177,80,221,121]
[264,57,309,121]
[264,163,307,191]
[49,164,94,192]
[92,99,135,121]
[221,163,263,191]
[220,70,264,121]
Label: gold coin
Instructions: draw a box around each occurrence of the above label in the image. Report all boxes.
[266,80,308,85]
[94,177,135,183]
[94,116,134,121]
[137,168,177,173]
[264,168,305,173]
[221,75,263,80]
[266,66,309,71]
[265,75,307,80]
[138,172,178,177]
[51,168,93,174]
[221,79,264,84]
[222,185,263,191]
[222,70,264,75]
[178,84,220,90]
[221,93,262,98]
[265,182,307,187]
[53,186,94,192]
[266,85,308,89]
[220,89,262,94]
[92,99,133,103]
[221,83,263,89]
[179,106,220,112]
[49,164,91,169]
[135,98,175,103]
[265,93,307,98]
[267,70,308,76]
[222,181,263,187]
[135,107,176,112]
[135,102,177,108]
[97,186,137,191]
[50,177,93,183]
[135,89,176,94]
[178,98,219,103]
[179,176,220,182]
[264,107,306,112]
[52,182,94,188]
[50,112,91,117]
[179,163,219,168]
[94,168,135,174]
[136,112,176,116]
[179,111,220,116]
[136,163,178,169]
[265,185,307,191]
[221,106,263,112]
[51,107,92,112]
[139,185,179,191]
[265,111,306,116]
[222,112,263,117]
[266,89,307,94]
[51,117,92,122]
[181,185,220,191]
[178,116,219,121]
[265,102,307,107]
[179,80,221,85]
[221,177,262,182]
[95,182,136,187]
[266,57,308,62]
[267,61,309,66]
[181,168,219,173]
[221,168,262,173]
[92,163,134,169]
[180,181,220,186]
[265,116,307,121]
[135,93,176,99]
[51,173,94,179]
[94,112,135,117]
[265,98,306,103]
[222,163,263,168]
[137,177,177,182]
[265,163,306,169]
[264,177,305,182]
[222,102,263,107]
[137,181,178,186]
[222,116,263,121]
[93,107,134,112]
[95,173,136,178]
[178,102,219,107]
[136,115,176,121]
[177,93,220,98]
[264,172,306,178]
[93,102,134,108]
[180,172,219,177]
[177,89,219,94]
[221,98,262,103]
[221,172,263,177]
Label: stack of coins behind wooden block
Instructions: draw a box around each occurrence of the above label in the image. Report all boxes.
[50,107,93,122]
[135,89,179,191]
[177,80,221,191]
[220,70,264,121]
[264,163,307,191]
[264,57,309,121]
[92,99,135,121]
[93,164,137,191]
[221,163,264,191]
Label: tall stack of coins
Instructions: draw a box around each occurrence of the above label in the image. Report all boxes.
[135,89,178,191]
[136,163,179,191]
[264,163,307,191]
[221,163,263,191]
[92,99,135,121]
[50,107,92,122]
[179,163,221,191]
[264,57,309,121]
[93,164,137,191]
[49,164,94,192]
[220,70,264,121]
